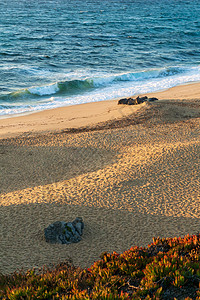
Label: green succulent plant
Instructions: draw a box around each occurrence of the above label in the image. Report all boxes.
[1,234,200,299]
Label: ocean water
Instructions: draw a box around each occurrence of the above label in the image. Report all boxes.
[0,0,200,117]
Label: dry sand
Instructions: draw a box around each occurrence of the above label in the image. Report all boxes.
[0,83,200,274]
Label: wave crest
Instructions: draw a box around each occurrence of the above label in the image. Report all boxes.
[0,65,199,105]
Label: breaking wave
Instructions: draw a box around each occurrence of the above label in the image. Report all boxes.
[1,65,200,116]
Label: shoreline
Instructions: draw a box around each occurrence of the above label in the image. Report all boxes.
[1,80,200,121]
[1,81,200,139]
[0,81,200,275]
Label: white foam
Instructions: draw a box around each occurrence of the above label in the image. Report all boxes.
[87,66,192,89]
[28,83,59,96]
[1,65,200,117]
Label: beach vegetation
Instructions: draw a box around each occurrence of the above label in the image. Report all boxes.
[1,234,200,299]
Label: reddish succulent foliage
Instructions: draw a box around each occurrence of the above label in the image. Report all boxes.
[1,234,200,299]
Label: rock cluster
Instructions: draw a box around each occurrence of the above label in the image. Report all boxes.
[118,95,158,105]
[44,217,84,244]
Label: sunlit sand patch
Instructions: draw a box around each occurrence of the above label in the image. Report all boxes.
[0,85,200,274]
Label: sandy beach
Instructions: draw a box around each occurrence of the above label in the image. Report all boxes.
[0,83,200,275]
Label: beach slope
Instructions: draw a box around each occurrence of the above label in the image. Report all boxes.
[0,83,200,274]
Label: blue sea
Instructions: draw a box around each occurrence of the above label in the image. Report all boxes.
[0,0,200,117]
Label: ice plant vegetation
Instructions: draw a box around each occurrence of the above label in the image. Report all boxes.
[1,234,200,299]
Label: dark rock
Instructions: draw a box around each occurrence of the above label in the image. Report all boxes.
[136,96,148,104]
[148,97,158,102]
[127,98,138,105]
[44,217,84,244]
[72,217,84,236]
[118,98,129,105]
[118,95,158,105]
